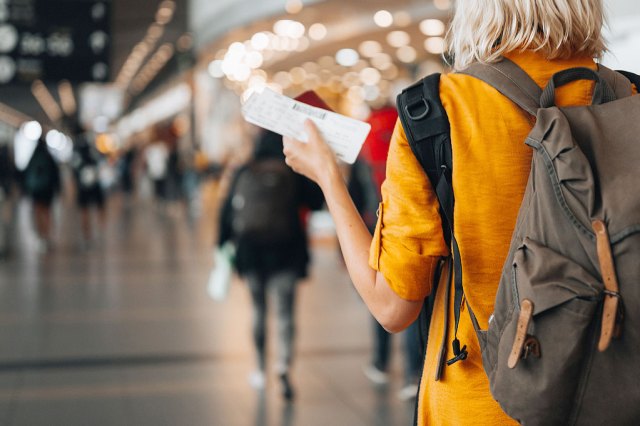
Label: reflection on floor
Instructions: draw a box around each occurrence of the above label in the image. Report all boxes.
[0,191,415,426]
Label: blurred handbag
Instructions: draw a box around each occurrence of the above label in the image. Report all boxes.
[207,242,235,301]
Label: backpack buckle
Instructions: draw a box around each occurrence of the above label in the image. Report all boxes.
[446,338,468,366]
[404,98,430,121]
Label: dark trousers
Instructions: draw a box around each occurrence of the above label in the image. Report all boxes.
[246,270,297,373]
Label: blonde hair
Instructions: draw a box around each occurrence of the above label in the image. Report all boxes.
[446,0,607,70]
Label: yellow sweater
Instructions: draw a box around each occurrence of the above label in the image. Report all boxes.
[369,51,601,425]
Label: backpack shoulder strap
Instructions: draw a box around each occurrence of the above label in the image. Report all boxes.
[397,74,470,372]
[615,70,640,95]
[596,65,633,98]
[396,73,452,243]
[460,58,542,116]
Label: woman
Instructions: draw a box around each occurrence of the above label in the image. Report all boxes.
[218,130,324,400]
[282,0,625,423]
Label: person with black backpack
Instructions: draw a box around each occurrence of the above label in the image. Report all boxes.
[71,130,106,247]
[281,0,639,424]
[23,137,61,252]
[218,129,324,401]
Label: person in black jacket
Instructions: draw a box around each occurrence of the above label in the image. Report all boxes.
[218,130,324,400]
[23,137,61,251]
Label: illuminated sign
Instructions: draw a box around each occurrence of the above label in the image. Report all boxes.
[0,0,111,84]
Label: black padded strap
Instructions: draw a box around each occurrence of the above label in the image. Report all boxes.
[397,74,468,368]
[397,74,451,199]
[461,58,542,116]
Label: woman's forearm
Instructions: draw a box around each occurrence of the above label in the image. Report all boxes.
[319,164,421,332]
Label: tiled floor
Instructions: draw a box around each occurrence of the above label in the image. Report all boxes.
[0,191,416,426]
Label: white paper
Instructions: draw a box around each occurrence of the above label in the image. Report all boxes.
[241,89,371,164]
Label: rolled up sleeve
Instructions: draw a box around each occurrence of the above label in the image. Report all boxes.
[368,120,449,301]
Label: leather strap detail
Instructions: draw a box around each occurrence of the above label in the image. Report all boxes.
[508,299,534,369]
[592,220,623,352]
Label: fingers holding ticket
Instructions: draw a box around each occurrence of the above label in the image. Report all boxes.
[283,120,339,186]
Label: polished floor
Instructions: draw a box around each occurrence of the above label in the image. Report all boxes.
[0,187,416,426]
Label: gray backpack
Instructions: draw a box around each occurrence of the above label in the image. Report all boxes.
[457,60,640,425]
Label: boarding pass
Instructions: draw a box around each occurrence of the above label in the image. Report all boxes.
[241,89,371,164]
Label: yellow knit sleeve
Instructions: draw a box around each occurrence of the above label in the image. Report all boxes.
[368,119,449,301]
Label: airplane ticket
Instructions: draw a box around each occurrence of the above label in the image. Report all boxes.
[241,89,371,164]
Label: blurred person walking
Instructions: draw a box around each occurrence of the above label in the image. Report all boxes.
[218,129,324,401]
[70,129,106,247]
[0,142,14,257]
[145,141,169,207]
[281,0,637,424]
[119,147,137,199]
[23,137,60,252]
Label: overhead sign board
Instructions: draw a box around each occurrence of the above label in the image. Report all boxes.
[0,0,111,84]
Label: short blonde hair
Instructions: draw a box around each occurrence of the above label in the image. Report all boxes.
[446,0,607,71]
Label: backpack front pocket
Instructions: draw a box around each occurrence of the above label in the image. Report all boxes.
[489,237,603,426]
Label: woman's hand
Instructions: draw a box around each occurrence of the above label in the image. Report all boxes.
[282,119,339,189]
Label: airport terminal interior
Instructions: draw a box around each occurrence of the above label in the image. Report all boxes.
[0,0,638,425]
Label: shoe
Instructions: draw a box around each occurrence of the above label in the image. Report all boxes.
[397,383,419,401]
[362,364,388,385]
[248,370,265,389]
[279,373,295,401]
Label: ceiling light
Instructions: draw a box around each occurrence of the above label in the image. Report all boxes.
[359,67,381,86]
[347,86,364,103]
[22,120,42,141]
[273,20,305,39]
[342,72,360,88]
[387,30,410,48]
[396,45,417,63]
[308,23,327,41]
[248,74,267,90]
[290,67,307,85]
[359,40,382,58]
[251,32,270,50]
[420,19,445,36]
[371,53,392,70]
[285,0,303,14]
[208,60,224,78]
[245,51,263,69]
[424,37,445,54]
[434,0,452,10]
[232,65,251,82]
[336,48,359,67]
[373,10,393,28]
[228,42,245,54]
[363,85,381,102]
[155,1,176,25]
[273,71,293,89]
